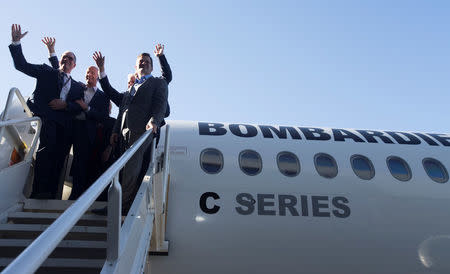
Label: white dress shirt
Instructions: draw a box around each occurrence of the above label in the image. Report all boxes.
[59,72,71,101]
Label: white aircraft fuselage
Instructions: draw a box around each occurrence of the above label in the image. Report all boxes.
[150,121,450,274]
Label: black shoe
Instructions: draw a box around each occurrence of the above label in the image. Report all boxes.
[91,206,107,216]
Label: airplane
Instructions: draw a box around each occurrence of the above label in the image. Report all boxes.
[0,92,449,274]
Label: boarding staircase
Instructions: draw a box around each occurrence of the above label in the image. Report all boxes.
[0,199,108,273]
[0,88,170,274]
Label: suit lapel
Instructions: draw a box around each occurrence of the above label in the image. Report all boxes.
[66,78,73,100]
[56,70,63,96]
[89,89,99,106]
[132,77,151,99]
[128,86,136,98]
[69,80,84,102]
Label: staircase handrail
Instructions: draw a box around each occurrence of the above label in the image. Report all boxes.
[2,129,155,274]
[1,87,32,121]
[0,88,35,159]
[0,117,41,162]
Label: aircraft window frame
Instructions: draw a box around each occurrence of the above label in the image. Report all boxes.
[386,156,412,182]
[239,150,263,176]
[277,151,300,177]
[200,148,224,174]
[314,153,338,179]
[350,154,375,180]
[422,158,449,184]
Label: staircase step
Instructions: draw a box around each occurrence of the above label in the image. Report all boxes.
[0,257,103,274]
[0,239,106,259]
[0,224,107,241]
[7,212,107,226]
[23,199,107,213]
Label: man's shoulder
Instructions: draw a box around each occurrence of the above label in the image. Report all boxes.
[150,76,165,82]
[36,63,59,76]
[148,76,167,87]
[69,80,86,95]
[40,63,56,72]
[72,80,85,88]
[96,88,109,99]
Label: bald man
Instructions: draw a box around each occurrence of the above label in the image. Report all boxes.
[43,38,109,198]
[69,66,109,199]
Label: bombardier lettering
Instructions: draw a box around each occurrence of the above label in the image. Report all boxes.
[198,122,450,146]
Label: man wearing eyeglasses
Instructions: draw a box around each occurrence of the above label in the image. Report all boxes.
[9,24,84,199]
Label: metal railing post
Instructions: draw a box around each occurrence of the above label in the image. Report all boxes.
[0,88,17,139]
[162,125,170,206]
[159,125,171,250]
[107,175,122,262]
[146,139,155,212]
[12,88,33,118]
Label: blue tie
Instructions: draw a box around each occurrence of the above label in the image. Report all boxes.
[136,76,145,85]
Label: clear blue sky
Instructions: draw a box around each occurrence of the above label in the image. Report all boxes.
[1,0,449,133]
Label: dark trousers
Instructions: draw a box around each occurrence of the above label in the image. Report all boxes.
[69,120,91,200]
[31,119,71,199]
[121,129,161,214]
[120,137,152,215]
[135,128,161,193]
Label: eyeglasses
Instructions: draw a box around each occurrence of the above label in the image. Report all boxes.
[62,55,74,61]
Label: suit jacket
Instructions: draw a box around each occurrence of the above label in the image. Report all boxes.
[48,56,109,143]
[84,89,109,144]
[9,44,84,125]
[99,54,172,118]
[113,77,168,146]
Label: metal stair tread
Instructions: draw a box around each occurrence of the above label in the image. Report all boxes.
[8,211,107,224]
[23,199,107,212]
[0,239,106,248]
[0,257,104,268]
[0,223,107,233]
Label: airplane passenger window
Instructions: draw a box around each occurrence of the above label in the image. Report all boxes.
[423,158,448,184]
[350,155,375,180]
[314,153,338,179]
[386,156,412,181]
[277,151,300,177]
[239,150,262,176]
[200,148,224,174]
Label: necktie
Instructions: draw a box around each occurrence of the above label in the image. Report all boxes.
[63,75,70,88]
[59,71,71,101]
[59,71,70,90]
[135,76,147,85]
[131,77,145,96]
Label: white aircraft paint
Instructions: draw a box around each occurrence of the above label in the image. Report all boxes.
[150,120,450,274]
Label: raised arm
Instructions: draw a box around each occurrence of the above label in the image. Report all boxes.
[147,79,168,132]
[9,24,44,78]
[154,44,171,118]
[93,51,124,107]
[42,37,59,69]
[154,44,172,84]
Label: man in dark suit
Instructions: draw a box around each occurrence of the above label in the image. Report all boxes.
[93,44,172,116]
[42,37,110,199]
[93,47,172,204]
[9,24,84,199]
[93,51,168,215]
[69,66,109,199]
